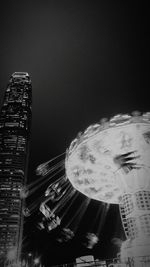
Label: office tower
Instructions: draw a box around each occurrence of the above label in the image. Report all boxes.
[0,73,32,266]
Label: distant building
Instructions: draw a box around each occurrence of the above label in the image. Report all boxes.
[0,73,32,266]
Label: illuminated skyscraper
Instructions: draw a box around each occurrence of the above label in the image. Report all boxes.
[0,73,32,266]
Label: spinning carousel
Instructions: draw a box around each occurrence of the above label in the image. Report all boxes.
[23,111,150,266]
[65,111,150,266]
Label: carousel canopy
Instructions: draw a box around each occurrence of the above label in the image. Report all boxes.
[65,112,150,204]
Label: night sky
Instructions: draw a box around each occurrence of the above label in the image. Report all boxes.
[0,0,149,265]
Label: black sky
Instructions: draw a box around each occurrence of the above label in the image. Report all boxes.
[0,0,149,265]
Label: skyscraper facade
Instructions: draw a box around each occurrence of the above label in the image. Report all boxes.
[0,73,32,266]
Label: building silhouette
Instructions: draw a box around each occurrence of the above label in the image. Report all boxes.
[0,73,32,266]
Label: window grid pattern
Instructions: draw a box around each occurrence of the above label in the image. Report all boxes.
[122,194,134,216]
[139,214,150,236]
[119,204,129,238]
[127,217,138,239]
[135,191,150,210]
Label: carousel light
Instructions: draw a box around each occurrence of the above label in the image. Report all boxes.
[34,257,40,265]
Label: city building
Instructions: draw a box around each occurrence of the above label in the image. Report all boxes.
[0,72,32,266]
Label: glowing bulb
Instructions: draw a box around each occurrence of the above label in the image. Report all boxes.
[34,258,40,265]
